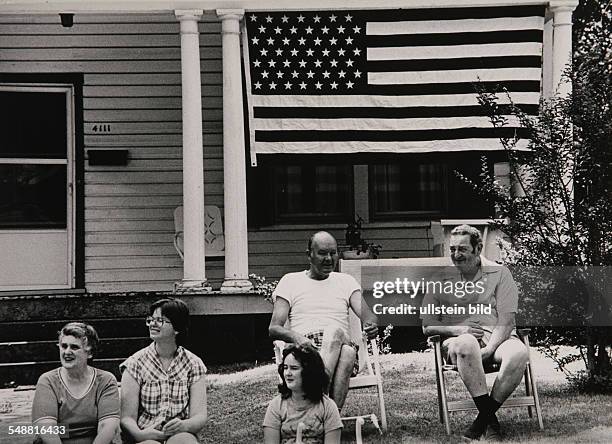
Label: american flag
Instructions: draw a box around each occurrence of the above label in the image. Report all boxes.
[242,6,544,159]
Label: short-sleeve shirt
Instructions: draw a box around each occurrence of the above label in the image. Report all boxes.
[119,343,206,430]
[420,257,519,334]
[273,271,360,337]
[263,394,343,444]
[31,367,120,444]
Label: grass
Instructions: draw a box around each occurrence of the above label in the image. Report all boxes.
[197,350,612,444]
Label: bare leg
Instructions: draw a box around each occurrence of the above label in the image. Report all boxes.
[166,432,199,444]
[319,327,351,387]
[331,344,357,409]
[490,338,529,403]
[446,334,488,397]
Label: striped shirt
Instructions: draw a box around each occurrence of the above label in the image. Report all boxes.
[120,343,206,429]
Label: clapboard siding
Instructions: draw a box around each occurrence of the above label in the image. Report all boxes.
[1,12,437,294]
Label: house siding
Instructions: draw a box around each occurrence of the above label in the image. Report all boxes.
[0,13,435,293]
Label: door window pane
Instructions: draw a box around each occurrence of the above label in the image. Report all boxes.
[0,164,67,228]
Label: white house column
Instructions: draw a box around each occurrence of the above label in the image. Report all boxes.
[175,9,209,291]
[549,0,579,97]
[217,9,253,293]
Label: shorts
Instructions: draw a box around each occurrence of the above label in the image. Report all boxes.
[305,329,361,377]
[441,330,521,364]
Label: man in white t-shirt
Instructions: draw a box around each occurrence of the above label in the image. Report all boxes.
[269,231,378,409]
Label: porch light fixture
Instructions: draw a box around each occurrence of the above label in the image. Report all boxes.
[60,13,74,28]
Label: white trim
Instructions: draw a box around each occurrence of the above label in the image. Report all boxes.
[0,0,550,15]
[0,158,68,164]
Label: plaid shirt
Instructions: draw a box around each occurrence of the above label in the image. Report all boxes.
[120,343,206,429]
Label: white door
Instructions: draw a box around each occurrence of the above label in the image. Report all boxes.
[0,85,75,290]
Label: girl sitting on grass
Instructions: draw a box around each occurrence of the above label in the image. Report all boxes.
[264,344,342,444]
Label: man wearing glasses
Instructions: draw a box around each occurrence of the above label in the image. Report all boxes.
[421,224,529,440]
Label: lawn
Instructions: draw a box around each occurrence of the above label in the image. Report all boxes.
[198,350,612,443]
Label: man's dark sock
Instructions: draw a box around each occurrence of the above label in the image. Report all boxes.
[464,395,502,439]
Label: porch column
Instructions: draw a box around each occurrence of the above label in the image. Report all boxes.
[217,9,253,293]
[549,0,579,97]
[175,9,210,291]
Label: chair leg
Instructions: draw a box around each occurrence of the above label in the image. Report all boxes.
[524,367,533,418]
[434,343,451,435]
[527,362,544,430]
[435,359,444,423]
[377,379,388,432]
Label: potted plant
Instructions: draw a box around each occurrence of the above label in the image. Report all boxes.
[341,215,382,260]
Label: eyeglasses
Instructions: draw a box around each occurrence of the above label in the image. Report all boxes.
[145,316,171,326]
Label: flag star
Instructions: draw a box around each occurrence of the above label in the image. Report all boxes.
[284,81,292,89]
[338,48,346,56]
[292,70,299,78]
[275,48,283,56]
[261,70,269,78]
[260,48,268,56]
[346,80,354,88]
[281,15,289,23]
[314,59,322,67]
[330,14,337,22]
[306,48,314,56]
[313,15,321,23]
[298,37,306,45]
[258,25,266,33]
[330,37,337,45]
[305,26,314,34]
[250,14,257,22]
[315,81,323,89]
[283,59,291,67]
[322,48,330,56]
[268,59,276,67]
[353,48,361,56]
[314,37,322,46]
[345,37,353,45]
[267,37,275,45]
[352,26,361,34]
[290,26,298,34]
[290,48,299,56]
[354,70,361,78]
[299,59,307,68]
[306,70,315,78]
[253,59,262,67]
[251,37,259,45]
[330,59,338,67]
[346,59,354,67]
[269,82,277,89]
[345,14,353,22]
[277,70,284,78]
[297,15,305,22]
[299,81,307,89]
[282,37,290,45]
[338,70,346,78]
[322,70,330,78]
[265,15,273,23]
[254,81,262,89]
[321,26,329,34]
[274,26,282,34]
[337,26,345,34]
[330,81,338,89]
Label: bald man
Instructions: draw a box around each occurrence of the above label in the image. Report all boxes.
[269,231,378,409]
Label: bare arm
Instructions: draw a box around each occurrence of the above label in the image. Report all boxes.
[481,312,516,360]
[93,417,119,444]
[324,428,342,443]
[32,419,62,444]
[349,291,378,339]
[268,297,314,348]
[120,370,167,442]
[162,376,207,436]
[263,426,281,444]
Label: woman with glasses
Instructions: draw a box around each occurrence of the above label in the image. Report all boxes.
[31,322,120,443]
[120,298,207,444]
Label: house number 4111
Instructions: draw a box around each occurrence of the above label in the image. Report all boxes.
[92,124,111,132]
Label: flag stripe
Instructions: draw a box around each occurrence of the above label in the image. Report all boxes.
[366,17,544,35]
[251,92,540,107]
[256,127,529,142]
[368,43,542,61]
[366,30,543,47]
[368,68,541,85]
[367,56,541,72]
[254,116,523,131]
[367,81,541,95]
[253,105,538,118]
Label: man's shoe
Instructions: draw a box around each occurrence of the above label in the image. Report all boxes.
[484,416,502,441]
[463,420,486,440]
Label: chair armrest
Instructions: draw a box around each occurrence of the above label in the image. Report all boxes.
[428,335,442,343]
[517,328,531,338]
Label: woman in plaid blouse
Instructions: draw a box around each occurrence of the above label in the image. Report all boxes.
[120,298,207,444]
